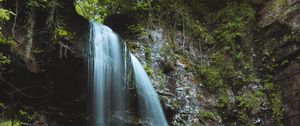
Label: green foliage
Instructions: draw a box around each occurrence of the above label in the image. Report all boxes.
[210,2,257,88]
[248,0,269,7]
[52,20,75,46]
[262,80,283,124]
[196,65,223,91]
[171,99,180,110]
[127,41,138,53]
[145,47,151,63]
[213,2,255,48]
[271,0,287,12]
[128,24,147,36]
[75,0,111,22]
[217,89,232,108]
[72,0,284,124]
[283,34,298,42]
[0,103,34,126]
[18,108,38,122]
[155,0,215,43]
[271,93,283,125]
[0,2,16,66]
[0,102,4,108]
[133,0,151,11]
[0,53,10,65]
[54,26,74,38]
[199,1,283,124]
[27,0,60,8]
[0,35,16,46]
[0,9,14,21]
[236,90,265,114]
[199,111,217,120]
[75,0,152,23]
[157,70,167,90]
[161,31,177,65]
[256,24,287,125]
[280,59,289,66]
[0,120,21,126]
[143,64,153,75]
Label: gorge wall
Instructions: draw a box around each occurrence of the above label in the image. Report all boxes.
[259,0,300,125]
[0,0,299,125]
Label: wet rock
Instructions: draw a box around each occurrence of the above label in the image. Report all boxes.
[259,0,300,31]
[259,0,300,125]
[176,60,187,69]
[128,28,204,125]
[112,111,151,126]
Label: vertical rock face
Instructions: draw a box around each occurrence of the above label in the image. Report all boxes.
[260,0,300,30]
[126,0,300,125]
[1,0,90,125]
[259,0,300,125]
[2,0,89,72]
[1,0,299,125]
[276,62,300,125]
[127,28,219,125]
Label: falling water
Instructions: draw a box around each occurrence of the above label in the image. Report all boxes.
[89,22,168,126]
[131,54,168,126]
[90,22,130,126]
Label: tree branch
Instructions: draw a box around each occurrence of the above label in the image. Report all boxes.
[0,73,52,99]
[12,0,18,38]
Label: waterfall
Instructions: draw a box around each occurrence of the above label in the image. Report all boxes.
[131,54,168,126]
[89,22,168,126]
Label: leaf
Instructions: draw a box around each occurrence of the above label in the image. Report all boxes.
[0,8,15,21]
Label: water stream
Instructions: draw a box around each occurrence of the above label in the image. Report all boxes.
[90,22,167,126]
